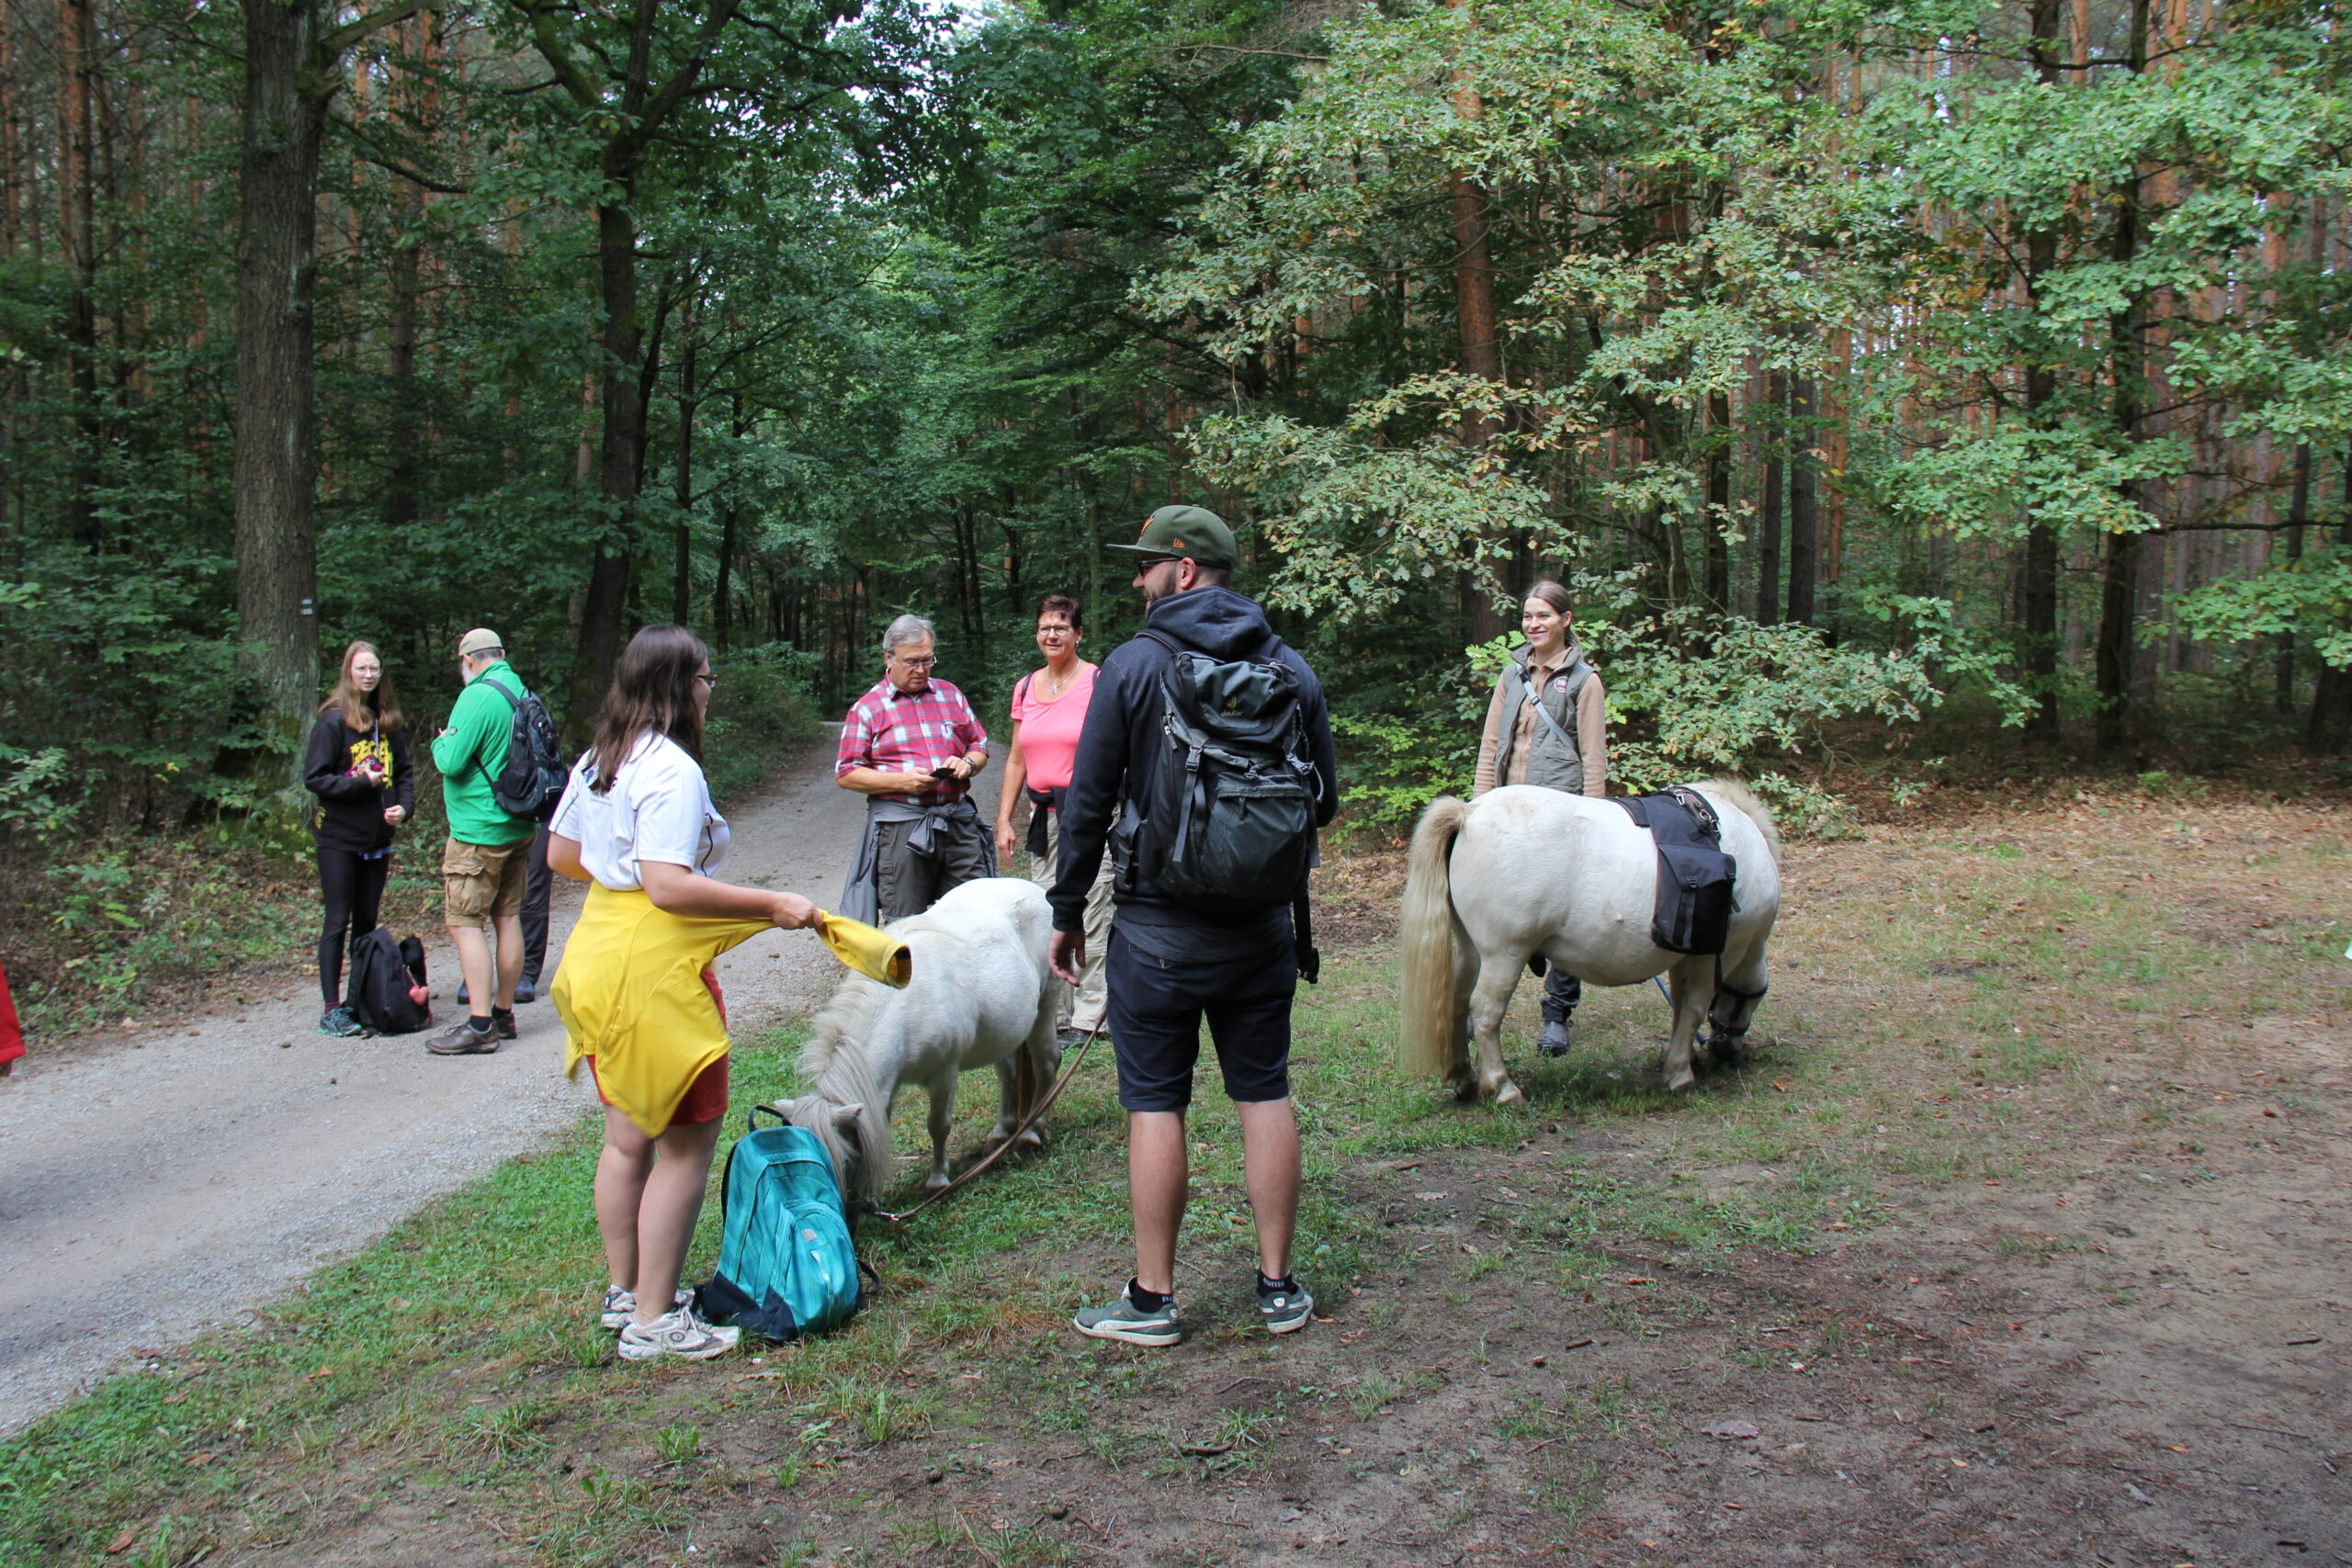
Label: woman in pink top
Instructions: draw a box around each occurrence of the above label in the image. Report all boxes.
[995,593,1113,1044]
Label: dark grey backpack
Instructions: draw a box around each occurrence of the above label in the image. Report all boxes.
[1125,628,1320,918]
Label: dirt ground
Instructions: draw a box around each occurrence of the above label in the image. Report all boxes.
[36,784,2352,1568]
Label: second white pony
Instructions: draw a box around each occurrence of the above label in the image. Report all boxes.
[1397,780,1783,1103]
[772,877,1061,1211]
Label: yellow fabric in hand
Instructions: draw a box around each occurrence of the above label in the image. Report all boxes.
[816,911,911,988]
[550,886,772,1136]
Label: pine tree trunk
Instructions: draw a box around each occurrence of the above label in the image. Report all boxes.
[59,0,99,547]
[2094,0,2153,752]
[672,306,696,627]
[2020,0,2064,739]
[574,198,646,718]
[1786,369,1819,626]
[1705,391,1731,614]
[234,0,328,749]
[1757,371,1783,624]
[2306,454,2352,755]
[2277,442,2309,715]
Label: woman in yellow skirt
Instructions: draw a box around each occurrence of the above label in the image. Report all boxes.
[548,625,822,1361]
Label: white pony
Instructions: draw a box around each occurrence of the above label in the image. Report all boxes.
[1397,780,1782,1103]
[772,877,1062,1212]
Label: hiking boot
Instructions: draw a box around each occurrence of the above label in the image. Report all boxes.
[1537,1018,1573,1057]
[1257,1276,1315,1335]
[616,1303,740,1362]
[1073,1282,1180,1348]
[514,976,538,1005]
[1057,1024,1094,1050]
[491,1007,518,1041]
[427,1019,501,1055]
[601,1285,690,1329]
[318,1006,366,1038]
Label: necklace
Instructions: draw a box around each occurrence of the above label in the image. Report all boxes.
[1039,661,1083,699]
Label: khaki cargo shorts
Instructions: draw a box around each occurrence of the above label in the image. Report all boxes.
[443,835,528,922]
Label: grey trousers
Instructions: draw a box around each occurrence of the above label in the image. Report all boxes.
[874,813,994,924]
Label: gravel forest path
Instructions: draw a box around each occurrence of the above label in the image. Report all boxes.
[0,740,868,1431]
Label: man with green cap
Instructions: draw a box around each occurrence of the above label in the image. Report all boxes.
[1046,504,1340,1347]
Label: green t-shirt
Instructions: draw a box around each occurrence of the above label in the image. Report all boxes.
[431,662,537,846]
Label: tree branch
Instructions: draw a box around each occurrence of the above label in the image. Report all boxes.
[319,0,439,58]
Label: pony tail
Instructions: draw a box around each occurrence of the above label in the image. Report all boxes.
[1397,796,1472,1078]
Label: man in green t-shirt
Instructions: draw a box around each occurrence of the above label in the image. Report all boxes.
[427,627,539,1055]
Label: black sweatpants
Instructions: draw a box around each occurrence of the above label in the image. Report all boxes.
[317,846,391,1009]
[519,823,552,983]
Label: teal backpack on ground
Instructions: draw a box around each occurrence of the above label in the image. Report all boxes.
[693,1110,863,1341]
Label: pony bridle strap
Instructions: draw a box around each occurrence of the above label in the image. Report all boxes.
[865,1024,1104,1225]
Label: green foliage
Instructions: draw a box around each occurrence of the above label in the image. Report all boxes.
[2166,543,2352,669]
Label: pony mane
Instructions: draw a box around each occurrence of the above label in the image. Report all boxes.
[791,973,898,1211]
[1696,776,1782,869]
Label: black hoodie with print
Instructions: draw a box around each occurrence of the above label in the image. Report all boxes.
[302,706,416,854]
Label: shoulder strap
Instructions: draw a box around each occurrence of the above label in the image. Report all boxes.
[463,676,523,784]
[1524,675,1579,757]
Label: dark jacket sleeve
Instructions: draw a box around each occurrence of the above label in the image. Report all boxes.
[1046,647,1139,933]
[390,727,416,819]
[302,715,370,800]
[1297,661,1340,829]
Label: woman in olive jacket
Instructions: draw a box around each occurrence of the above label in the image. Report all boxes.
[304,640,415,1035]
[1472,580,1608,1056]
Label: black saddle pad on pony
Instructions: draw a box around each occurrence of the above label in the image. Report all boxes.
[1612,786,1736,956]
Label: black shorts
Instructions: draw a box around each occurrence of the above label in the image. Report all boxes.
[1103,924,1298,1112]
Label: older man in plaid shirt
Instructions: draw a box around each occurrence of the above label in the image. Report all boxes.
[835,613,997,924]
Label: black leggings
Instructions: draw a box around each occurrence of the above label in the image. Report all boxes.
[317,847,391,1010]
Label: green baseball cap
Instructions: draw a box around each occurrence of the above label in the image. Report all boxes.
[1107,504,1238,570]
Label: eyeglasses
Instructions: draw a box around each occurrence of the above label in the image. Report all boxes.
[695,672,719,688]
[893,655,938,670]
[1133,555,1180,570]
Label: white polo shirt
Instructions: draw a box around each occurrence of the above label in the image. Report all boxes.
[549,733,729,891]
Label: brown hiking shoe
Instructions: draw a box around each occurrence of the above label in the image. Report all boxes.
[427,1019,501,1055]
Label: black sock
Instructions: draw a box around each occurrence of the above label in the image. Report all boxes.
[1127,1279,1170,1313]
[467,1014,494,1033]
[1257,1271,1297,1295]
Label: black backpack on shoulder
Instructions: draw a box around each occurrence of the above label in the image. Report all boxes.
[474,672,568,821]
[1121,628,1323,979]
[345,930,433,1035]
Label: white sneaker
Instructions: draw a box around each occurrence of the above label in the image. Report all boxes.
[616,1304,740,1362]
[600,1286,691,1329]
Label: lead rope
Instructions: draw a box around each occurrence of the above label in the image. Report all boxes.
[866,1021,1103,1225]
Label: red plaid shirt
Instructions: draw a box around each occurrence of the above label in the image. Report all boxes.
[835,677,990,804]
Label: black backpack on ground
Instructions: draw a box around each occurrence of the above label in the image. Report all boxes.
[345,930,433,1035]
[474,672,567,821]
[1122,627,1323,980]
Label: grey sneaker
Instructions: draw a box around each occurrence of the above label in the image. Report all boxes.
[1537,1018,1573,1057]
[601,1285,691,1329]
[427,1019,500,1055]
[1073,1282,1180,1347]
[617,1303,740,1361]
[318,1006,366,1038]
[1257,1278,1315,1335]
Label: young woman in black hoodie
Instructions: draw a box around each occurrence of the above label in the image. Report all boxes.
[304,640,415,1035]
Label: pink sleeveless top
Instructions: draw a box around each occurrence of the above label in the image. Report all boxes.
[1011,665,1097,791]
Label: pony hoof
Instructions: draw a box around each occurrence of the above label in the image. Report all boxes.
[1013,1127,1046,1150]
[923,1171,954,1192]
[1664,1068,1696,1093]
[1445,1074,1479,1103]
[1485,1074,1522,1105]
